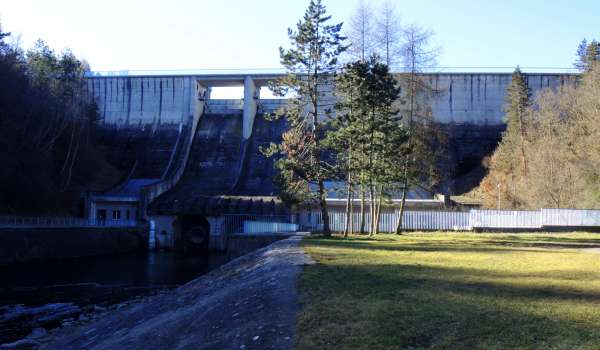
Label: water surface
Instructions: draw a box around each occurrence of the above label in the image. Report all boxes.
[0,251,231,344]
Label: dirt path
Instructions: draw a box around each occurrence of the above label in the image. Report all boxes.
[581,247,600,255]
[37,235,313,350]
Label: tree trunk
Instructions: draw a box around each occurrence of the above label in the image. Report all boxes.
[343,171,352,238]
[369,183,375,236]
[349,187,354,235]
[395,169,409,235]
[359,183,366,234]
[318,179,331,236]
[375,185,383,234]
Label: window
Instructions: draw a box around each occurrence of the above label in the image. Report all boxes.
[112,210,121,220]
[97,209,107,220]
[126,210,130,220]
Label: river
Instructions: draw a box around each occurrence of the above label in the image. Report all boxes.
[0,251,232,345]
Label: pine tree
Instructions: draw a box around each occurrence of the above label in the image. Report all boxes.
[332,56,407,236]
[504,67,531,178]
[264,0,347,236]
[575,39,600,72]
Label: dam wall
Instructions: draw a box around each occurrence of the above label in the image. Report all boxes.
[426,73,574,124]
[85,72,576,195]
[86,73,575,127]
[86,76,196,128]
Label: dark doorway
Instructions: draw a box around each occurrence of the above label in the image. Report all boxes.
[180,215,210,253]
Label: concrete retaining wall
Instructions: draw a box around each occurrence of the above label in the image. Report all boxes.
[0,227,147,265]
[225,234,292,256]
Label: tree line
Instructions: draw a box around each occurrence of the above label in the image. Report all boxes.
[263,0,441,235]
[0,22,116,214]
[479,40,600,209]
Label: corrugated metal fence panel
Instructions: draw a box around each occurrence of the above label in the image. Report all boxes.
[301,209,600,232]
[243,221,299,234]
[469,210,541,229]
[541,209,600,227]
[311,210,471,232]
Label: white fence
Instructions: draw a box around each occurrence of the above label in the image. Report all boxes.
[469,210,541,229]
[311,210,471,232]
[222,214,298,235]
[0,216,139,228]
[304,208,600,232]
[541,209,600,227]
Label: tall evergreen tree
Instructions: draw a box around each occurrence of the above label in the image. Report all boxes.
[575,39,600,72]
[264,0,347,236]
[479,67,532,208]
[504,67,532,178]
[331,56,407,236]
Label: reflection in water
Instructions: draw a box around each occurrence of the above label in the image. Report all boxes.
[0,251,232,344]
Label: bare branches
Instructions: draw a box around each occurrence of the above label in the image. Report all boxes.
[374,1,402,67]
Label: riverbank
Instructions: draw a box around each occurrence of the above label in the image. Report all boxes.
[0,250,233,345]
[29,235,312,350]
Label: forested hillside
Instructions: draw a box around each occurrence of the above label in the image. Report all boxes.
[479,40,600,209]
[0,22,121,214]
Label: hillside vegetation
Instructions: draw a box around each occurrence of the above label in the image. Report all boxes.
[480,54,600,209]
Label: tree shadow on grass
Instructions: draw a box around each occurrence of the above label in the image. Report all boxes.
[307,234,600,254]
[298,261,600,350]
[305,238,558,255]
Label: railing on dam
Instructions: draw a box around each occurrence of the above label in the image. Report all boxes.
[0,216,140,229]
[85,67,579,77]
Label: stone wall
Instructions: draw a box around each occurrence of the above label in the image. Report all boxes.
[0,227,147,265]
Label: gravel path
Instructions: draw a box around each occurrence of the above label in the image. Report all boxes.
[36,235,313,350]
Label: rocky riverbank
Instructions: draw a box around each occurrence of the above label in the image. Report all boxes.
[8,235,311,350]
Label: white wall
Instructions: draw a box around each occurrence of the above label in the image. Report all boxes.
[87,76,196,128]
[86,73,576,129]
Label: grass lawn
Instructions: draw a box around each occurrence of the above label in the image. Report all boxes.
[297,233,600,350]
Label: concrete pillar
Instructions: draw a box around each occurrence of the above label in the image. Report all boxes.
[207,216,227,251]
[242,76,258,139]
[196,82,208,116]
[149,220,156,250]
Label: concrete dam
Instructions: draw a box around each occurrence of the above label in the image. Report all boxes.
[85,72,573,249]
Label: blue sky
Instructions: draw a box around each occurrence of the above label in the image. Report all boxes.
[1,0,598,73]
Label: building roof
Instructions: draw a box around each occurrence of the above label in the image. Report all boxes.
[102,178,160,199]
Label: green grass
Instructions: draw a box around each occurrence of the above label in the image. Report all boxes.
[297,233,600,350]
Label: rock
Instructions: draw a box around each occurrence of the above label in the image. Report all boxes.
[0,338,40,349]
[27,328,47,339]
[93,305,107,312]
[252,336,260,341]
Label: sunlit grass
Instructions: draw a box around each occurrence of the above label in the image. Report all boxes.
[297,232,600,350]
